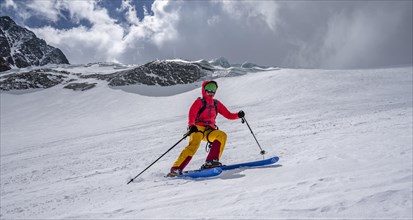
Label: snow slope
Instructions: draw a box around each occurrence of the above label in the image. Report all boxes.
[1,66,412,219]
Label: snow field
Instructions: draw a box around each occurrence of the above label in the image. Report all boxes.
[1,67,412,219]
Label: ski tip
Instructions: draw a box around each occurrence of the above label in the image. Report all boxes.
[270,156,280,163]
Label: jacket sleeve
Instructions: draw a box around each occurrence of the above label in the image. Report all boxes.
[217,100,239,120]
[188,98,202,126]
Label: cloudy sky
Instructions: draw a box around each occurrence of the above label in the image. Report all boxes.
[1,0,412,69]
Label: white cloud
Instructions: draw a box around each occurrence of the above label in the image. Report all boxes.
[65,1,115,25]
[25,0,63,22]
[221,1,280,31]
[28,0,181,64]
[27,0,124,64]
[119,0,140,25]
[1,0,59,22]
[290,2,410,69]
[2,0,17,10]
[2,0,411,68]
[0,0,294,65]
[207,15,220,26]
[33,24,124,64]
[141,0,180,47]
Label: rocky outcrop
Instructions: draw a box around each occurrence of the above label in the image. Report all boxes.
[0,56,11,72]
[109,60,204,86]
[83,60,207,86]
[0,69,69,90]
[63,82,97,91]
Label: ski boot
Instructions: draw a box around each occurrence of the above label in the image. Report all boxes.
[166,168,183,177]
[200,160,222,169]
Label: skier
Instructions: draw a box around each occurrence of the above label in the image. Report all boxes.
[167,80,245,177]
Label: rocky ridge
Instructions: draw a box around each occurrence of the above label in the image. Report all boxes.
[0,58,278,92]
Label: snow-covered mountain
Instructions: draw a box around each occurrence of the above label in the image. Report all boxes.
[1,65,411,219]
[0,16,69,71]
[0,17,275,91]
[210,57,232,68]
[0,59,278,92]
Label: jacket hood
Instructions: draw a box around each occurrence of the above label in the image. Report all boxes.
[201,80,218,100]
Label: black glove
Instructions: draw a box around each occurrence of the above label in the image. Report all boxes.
[188,125,198,134]
[238,110,245,118]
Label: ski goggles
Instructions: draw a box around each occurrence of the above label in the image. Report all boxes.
[204,82,217,93]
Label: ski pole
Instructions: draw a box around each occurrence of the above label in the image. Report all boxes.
[241,116,266,156]
[127,132,190,184]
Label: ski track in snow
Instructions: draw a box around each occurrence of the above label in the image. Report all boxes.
[1,67,412,219]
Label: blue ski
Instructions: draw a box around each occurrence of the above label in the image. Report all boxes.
[177,167,222,178]
[169,156,279,179]
[220,156,279,170]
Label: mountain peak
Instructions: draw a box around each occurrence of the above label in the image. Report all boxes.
[210,57,231,68]
[0,16,69,71]
[0,16,15,25]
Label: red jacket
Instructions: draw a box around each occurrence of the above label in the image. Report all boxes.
[188,80,239,129]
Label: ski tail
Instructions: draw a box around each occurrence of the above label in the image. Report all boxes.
[221,156,279,170]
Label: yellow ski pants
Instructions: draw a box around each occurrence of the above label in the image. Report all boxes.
[172,125,227,170]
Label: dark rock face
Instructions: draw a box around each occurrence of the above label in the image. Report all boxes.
[108,60,204,86]
[0,69,69,90]
[83,60,206,87]
[63,82,97,91]
[0,56,11,72]
[0,16,69,71]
